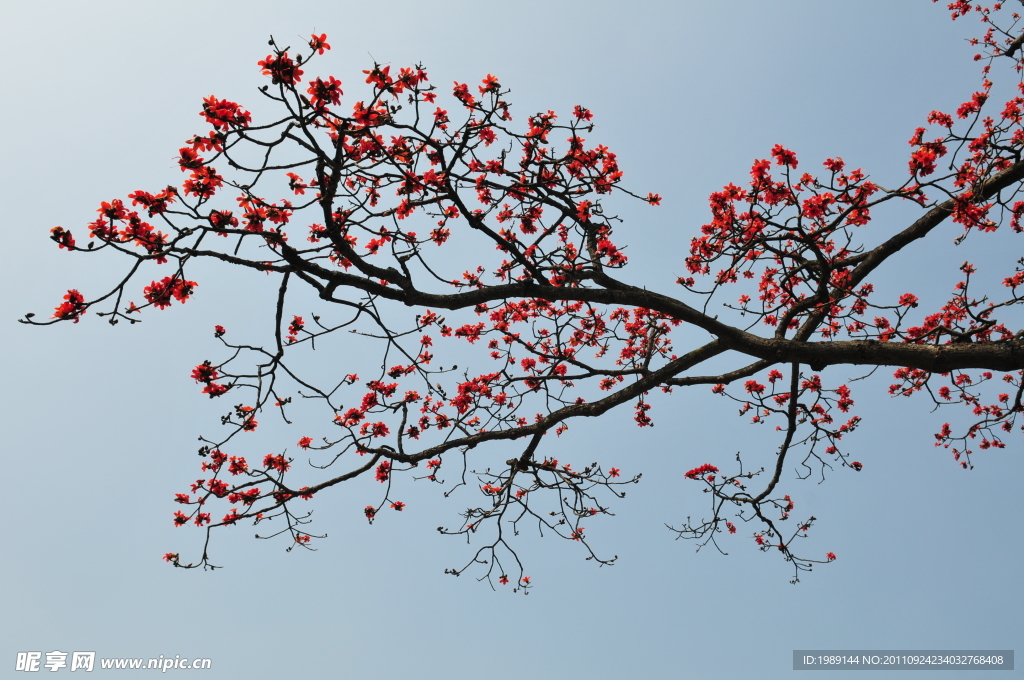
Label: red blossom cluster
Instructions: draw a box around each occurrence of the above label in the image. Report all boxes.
[144,276,197,310]
[684,464,719,480]
[51,289,86,323]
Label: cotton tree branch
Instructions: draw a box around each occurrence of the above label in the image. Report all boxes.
[34,10,1024,582]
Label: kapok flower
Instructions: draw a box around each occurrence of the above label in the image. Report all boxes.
[308,33,331,54]
[52,289,87,323]
[684,463,719,480]
[258,53,304,86]
[771,144,798,168]
[263,453,290,472]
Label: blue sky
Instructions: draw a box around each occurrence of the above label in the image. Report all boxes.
[2,1,1020,678]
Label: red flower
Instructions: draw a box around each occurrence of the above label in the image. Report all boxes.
[478,74,500,95]
[209,210,238,231]
[182,166,224,198]
[307,76,343,109]
[364,505,377,520]
[928,110,953,127]
[898,293,919,307]
[50,226,75,250]
[823,157,845,172]
[826,552,837,561]
[499,575,509,585]
[202,383,228,397]
[770,144,798,168]
[573,105,593,121]
[295,534,311,544]
[163,553,179,563]
[336,408,364,428]
[177,147,204,172]
[375,460,391,483]
[229,488,261,505]
[288,315,304,336]
[608,467,621,478]
[308,33,331,54]
[684,463,720,479]
[52,289,87,323]
[191,361,218,384]
[144,277,197,310]
[391,501,406,511]
[452,81,477,107]
[360,421,390,438]
[263,453,290,472]
[173,511,188,526]
[228,456,248,475]
[98,199,128,220]
[200,96,251,129]
[298,436,313,449]
[850,461,863,471]
[352,101,386,127]
[206,479,228,497]
[364,65,394,90]
[208,450,227,470]
[909,147,938,176]
[128,188,176,216]
[726,522,737,534]
[258,53,304,86]
[634,401,653,427]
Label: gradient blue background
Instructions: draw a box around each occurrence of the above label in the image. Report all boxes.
[2,1,1020,678]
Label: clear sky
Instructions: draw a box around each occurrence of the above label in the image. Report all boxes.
[2,1,1021,678]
